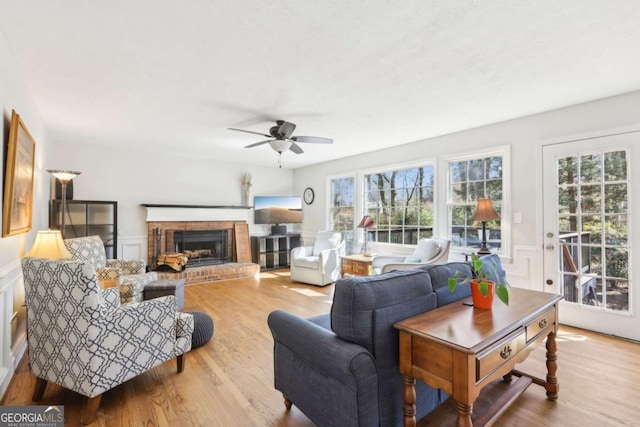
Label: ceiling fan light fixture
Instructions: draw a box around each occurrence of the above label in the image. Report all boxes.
[269,139,292,153]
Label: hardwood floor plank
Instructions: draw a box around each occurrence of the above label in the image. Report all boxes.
[2,269,639,426]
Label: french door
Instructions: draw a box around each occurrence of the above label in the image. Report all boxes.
[542,132,639,341]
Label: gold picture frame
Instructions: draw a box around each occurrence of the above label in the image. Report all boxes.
[2,110,36,237]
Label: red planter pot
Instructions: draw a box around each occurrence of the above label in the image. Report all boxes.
[471,279,494,309]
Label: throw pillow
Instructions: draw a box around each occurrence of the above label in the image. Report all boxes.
[411,239,440,262]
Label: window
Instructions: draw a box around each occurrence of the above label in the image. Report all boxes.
[364,164,434,245]
[449,154,504,251]
[329,176,355,232]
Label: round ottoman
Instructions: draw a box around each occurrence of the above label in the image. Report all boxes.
[187,311,214,349]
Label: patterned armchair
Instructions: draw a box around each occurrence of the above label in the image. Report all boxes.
[64,235,157,303]
[21,257,193,424]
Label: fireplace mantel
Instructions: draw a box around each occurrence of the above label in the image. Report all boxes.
[141,204,251,209]
[142,204,251,222]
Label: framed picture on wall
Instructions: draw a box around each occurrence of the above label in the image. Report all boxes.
[2,110,36,237]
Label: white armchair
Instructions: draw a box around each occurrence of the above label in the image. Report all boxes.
[290,231,345,286]
[372,237,451,274]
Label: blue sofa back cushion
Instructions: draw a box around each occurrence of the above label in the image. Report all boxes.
[418,261,473,307]
[477,253,507,284]
[331,269,435,360]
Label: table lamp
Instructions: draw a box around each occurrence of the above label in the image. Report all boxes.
[357,215,376,256]
[27,230,72,259]
[472,198,500,255]
[47,170,81,238]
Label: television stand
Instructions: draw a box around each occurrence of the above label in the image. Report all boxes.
[251,234,301,270]
[271,224,287,235]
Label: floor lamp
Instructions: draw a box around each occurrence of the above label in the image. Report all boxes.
[472,198,500,256]
[47,170,81,238]
[357,215,376,256]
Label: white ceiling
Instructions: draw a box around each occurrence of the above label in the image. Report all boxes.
[2,1,640,169]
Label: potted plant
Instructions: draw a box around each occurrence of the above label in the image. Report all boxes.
[448,253,510,309]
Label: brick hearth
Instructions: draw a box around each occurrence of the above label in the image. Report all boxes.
[156,262,259,285]
[147,218,259,285]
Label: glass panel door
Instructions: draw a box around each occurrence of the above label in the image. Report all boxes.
[543,133,638,340]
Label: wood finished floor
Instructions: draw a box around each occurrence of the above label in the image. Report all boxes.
[2,269,640,426]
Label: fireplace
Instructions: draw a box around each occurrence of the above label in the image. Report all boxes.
[170,229,230,267]
[144,209,259,284]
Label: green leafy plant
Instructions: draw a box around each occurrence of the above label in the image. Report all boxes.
[447,253,510,305]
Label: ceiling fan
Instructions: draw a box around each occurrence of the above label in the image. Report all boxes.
[229,120,333,167]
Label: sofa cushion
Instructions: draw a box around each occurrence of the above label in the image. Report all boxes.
[477,254,507,284]
[418,261,473,307]
[331,269,436,363]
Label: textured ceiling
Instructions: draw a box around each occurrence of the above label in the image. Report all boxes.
[1,1,640,168]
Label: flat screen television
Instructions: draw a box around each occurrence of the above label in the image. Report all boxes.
[254,196,302,234]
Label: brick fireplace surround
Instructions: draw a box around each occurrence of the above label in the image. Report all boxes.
[146,219,259,285]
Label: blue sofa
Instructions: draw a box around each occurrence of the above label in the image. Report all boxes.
[268,258,495,427]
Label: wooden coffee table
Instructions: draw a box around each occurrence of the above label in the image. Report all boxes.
[394,288,562,426]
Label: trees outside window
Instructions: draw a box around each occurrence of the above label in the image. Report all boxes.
[449,155,503,251]
[364,165,434,245]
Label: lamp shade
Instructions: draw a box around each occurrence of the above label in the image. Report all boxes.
[47,169,81,182]
[27,230,72,259]
[357,215,376,228]
[472,198,500,223]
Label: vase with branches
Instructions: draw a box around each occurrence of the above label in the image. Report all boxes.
[241,172,252,206]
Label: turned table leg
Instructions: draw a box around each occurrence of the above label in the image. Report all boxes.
[402,375,416,427]
[545,331,559,400]
[454,401,473,427]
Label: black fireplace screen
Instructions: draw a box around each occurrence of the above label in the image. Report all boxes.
[171,229,230,267]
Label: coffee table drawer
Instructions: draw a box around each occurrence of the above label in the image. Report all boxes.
[476,329,527,381]
[526,308,556,341]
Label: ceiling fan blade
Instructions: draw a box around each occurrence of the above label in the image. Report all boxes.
[289,142,304,154]
[291,136,333,144]
[244,140,272,148]
[278,121,296,139]
[229,128,272,138]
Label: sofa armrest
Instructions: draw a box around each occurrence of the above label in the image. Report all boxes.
[107,259,146,275]
[268,310,377,385]
[291,245,313,259]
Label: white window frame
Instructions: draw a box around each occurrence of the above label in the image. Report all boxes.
[326,172,356,239]
[358,158,438,251]
[443,145,511,259]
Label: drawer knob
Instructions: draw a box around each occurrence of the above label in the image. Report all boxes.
[539,319,547,328]
[500,345,512,359]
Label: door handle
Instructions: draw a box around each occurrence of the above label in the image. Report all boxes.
[545,244,554,251]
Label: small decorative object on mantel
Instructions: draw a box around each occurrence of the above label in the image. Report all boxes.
[241,171,252,206]
[448,253,509,308]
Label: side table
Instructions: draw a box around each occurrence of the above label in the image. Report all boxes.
[341,254,374,276]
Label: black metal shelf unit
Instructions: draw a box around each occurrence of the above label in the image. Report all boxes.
[251,234,301,270]
[49,200,118,258]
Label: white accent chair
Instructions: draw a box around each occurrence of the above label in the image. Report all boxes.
[21,257,193,424]
[371,237,451,274]
[290,231,345,286]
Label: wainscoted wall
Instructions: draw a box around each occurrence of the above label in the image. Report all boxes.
[118,236,147,261]
[0,261,27,399]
